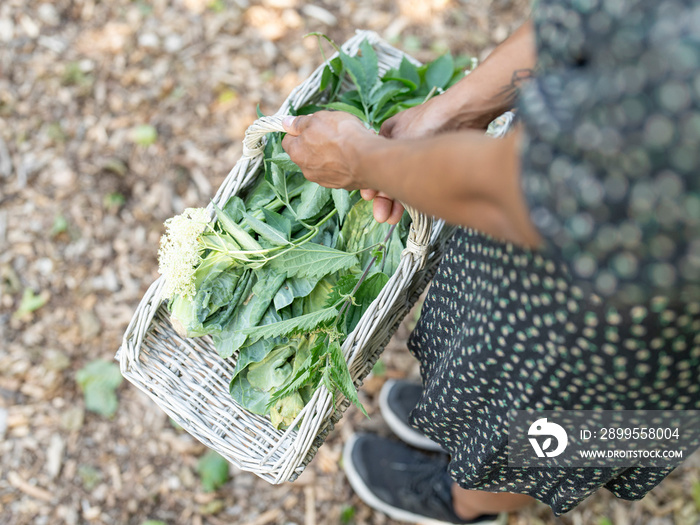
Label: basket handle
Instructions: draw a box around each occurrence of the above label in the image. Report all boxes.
[243,115,432,268]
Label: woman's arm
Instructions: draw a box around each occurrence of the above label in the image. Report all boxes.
[359,19,536,224]
[380,19,536,140]
[281,112,541,249]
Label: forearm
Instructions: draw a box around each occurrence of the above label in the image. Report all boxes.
[433,20,536,129]
[357,129,541,248]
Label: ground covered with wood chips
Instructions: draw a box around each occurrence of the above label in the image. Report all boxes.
[2,0,699,524]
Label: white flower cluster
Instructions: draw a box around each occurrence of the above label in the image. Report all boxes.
[158,207,209,299]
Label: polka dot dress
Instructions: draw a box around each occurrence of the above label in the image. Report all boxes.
[406,0,700,515]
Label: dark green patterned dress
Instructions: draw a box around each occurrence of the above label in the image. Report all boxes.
[407,0,700,515]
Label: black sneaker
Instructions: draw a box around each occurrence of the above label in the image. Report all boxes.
[379,379,444,452]
[343,433,506,525]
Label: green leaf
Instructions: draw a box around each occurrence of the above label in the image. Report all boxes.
[269,243,358,280]
[213,269,286,358]
[331,188,352,225]
[383,57,420,91]
[339,41,380,109]
[267,152,300,174]
[325,274,359,307]
[141,521,167,525]
[295,182,332,220]
[13,288,49,318]
[693,480,700,512]
[328,339,367,417]
[242,211,290,246]
[322,101,367,122]
[76,360,123,418]
[274,275,318,311]
[247,344,295,391]
[229,371,273,414]
[130,124,158,146]
[425,53,454,90]
[357,39,379,99]
[212,202,262,252]
[222,195,246,223]
[320,64,333,91]
[236,306,338,345]
[262,208,292,240]
[345,272,389,333]
[368,81,410,121]
[340,506,356,524]
[196,450,229,492]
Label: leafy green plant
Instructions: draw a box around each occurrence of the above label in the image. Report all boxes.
[76,360,123,418]
[158,37,465,429]
[130,124,158,146]
[340,505,356,524]
[196,450,229,492]
[51,214,69,236]
[693,480,700,512]
[298,35,465,131]
[13,288,49,319]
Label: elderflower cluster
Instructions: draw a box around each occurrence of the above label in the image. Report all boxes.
[158,207,209,299]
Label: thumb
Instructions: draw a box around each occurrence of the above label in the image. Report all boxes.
[282,115,311,136]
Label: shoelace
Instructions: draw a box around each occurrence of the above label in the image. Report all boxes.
[402,455,459,520]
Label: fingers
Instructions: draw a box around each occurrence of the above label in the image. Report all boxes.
[379,116,396,138]
[360,189,378,201]
[372,195,394,223]
[387,200,405,225]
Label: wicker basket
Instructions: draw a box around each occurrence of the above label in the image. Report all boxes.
[116,30,460,484]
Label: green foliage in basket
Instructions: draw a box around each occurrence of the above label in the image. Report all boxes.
[298,34,468,130]
[157,38,466,429]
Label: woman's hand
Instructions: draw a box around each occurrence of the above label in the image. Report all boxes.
[281,112,378,190]
[282,112,405,224]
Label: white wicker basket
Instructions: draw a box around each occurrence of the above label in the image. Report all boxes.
[116,30,457,484]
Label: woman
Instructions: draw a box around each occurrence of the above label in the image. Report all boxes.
[282,1,700,523]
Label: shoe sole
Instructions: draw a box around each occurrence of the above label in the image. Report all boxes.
[379,379,446,453]
[342,434,508,525]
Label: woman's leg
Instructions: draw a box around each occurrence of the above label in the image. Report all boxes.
[451,485,535,520]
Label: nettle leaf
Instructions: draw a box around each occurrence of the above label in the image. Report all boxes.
[325,274,359,307]
[323,102,366,122]
[328,339,367,416]
[425,53,455,90]
[197,450,230,492]
[345,271,389,334]
[236,306,338,345]
[331,188,352,225]
[295,182,331,220]
[269,243,358,280]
